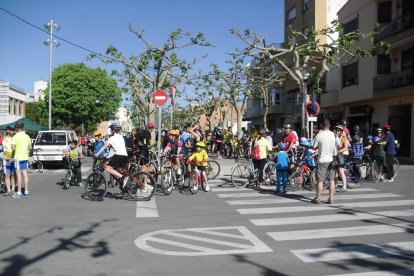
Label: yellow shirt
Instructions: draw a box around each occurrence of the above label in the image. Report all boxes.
[188,150,208,167]
[2,136,14,160]
[12,131,31,161]
[256,137,272,159]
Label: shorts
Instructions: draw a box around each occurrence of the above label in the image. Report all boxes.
[197,166,207,172]
[3,159,15,174]
[15,160,29,171]
[337,155,346,168]
[108,155,128,169]
[317,162,335,182]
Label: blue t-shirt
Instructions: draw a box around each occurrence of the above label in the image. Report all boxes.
[304,149,316,167]
[275,151,289,170]
[384,133,397,155]
[94,140,108,158]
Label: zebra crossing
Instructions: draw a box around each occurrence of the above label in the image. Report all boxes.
[212,184,414,274]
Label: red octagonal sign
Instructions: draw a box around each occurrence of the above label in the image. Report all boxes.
[153,90,168,106]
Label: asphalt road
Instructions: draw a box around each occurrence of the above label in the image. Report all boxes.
[0,157,413,276]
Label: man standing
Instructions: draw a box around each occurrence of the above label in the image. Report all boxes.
[383,124,397,182]
[312,119,337,204]
[2,125,16,196]
[11,123,32,198]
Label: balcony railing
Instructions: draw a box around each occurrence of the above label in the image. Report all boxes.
[373,68,413,91]
[375,13,414,42]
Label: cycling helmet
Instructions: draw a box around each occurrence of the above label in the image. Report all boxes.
[340,119,347,126]
[217,126,223,130]
[334,125,344,131]
[147,122,155,128]
[6,124,15,131]
[367,135,373,140]
[196,141,206,148]
[109,123,121,131]
[277,142,286,150]
[353,125,360,131]
[352,135,360,143]
[169,129,179,136]
[376,128,383,132]
[300,137,308,142]
[300,140,311,147]
[383,124,391,130]
[93,130,101,136]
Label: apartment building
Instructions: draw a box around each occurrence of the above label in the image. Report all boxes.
[323,0,413,161]
[0,80,28,124]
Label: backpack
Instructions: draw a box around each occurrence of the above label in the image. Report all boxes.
[250,140,261,160]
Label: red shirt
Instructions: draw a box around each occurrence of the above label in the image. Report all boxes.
[283,133,297,151]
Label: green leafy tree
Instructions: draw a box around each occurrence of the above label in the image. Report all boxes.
[44,63,121,131]
[231,20,390,136]
[90,25,211,124]
[25,100,48,127]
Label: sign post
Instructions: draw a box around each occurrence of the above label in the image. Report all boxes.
[306,100,320,140]
[170,85,176,129]
[153,90,168,159]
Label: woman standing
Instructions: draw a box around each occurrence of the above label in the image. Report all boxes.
[334,125,349,192]
[252,129,272,187]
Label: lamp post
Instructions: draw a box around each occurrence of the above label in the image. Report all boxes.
[44,20,60,130]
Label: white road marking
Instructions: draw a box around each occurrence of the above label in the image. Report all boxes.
[218,193,273,198]
[136,197,159,218]
[237,200,414,215]
[291,241,414,263]
[134,226,272,256]
[268,222,414,241]
[251,209,414,226]
[227,193,400,206]
[325,268,414,276]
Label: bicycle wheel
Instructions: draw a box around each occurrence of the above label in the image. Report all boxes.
[371,160,383,183]
[64,170,72,190]
[289,171,304,191]
[346,164,362,189]
[128,171,157,201]
[231,163,252,188]
[85,172,107,201]
[263,161,276,185]
[35,161,44,173]
[392,157,399,178]
[188,173,199,194]
[148,161,159,182]
[206,160,220,180]
[200,172,208,192]
[161,168,174,195]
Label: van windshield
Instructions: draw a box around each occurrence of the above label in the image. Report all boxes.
[35,132,67,146]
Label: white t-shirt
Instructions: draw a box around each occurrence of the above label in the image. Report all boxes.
[107,134,128,156]
[312,129,337,163]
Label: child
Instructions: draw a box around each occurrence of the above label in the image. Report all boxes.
[186,141,209,192]
[62,140,83,185]
[301,140,317,186]
[275,142,289,194]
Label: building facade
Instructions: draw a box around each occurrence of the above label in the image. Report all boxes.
[0,80,28,123]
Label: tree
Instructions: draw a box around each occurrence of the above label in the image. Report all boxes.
[25,100,48,127]
[44,63,121,131]
[231,20,390,136]
[90,25,211,124]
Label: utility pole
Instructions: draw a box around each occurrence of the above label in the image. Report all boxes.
[44,20,60,130]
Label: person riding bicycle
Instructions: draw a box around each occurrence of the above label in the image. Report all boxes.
[62,140,84,185]
[163,129,183,179]
[186,141,210,192]
[93,130,108,168]
[95,123,129,186]
[224,126,233,158]
[301,140,317,186]
[134,123,153,175]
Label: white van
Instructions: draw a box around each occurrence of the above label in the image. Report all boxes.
[33,130,78,163]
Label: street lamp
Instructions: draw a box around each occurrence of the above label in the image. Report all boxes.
[44,20,60,130]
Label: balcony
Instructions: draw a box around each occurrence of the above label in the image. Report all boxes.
[373,68,414,97]
[375,13,414,43]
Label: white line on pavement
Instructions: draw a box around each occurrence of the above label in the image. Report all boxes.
[268,222,414,241]
[136,197,159,218]
[251,209,414,226]
[291,241,414,263]
[325,268,414,276]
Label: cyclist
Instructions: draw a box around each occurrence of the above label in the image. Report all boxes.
[92,130,108,168]
[341,119,352,143]
[282,123,297,171]
[301,140,317,186]
[224,126,233,158]
[352,125,364,143]
[383,124,397,182]
[95,123,129,186]
[135,123,152,175]
[163,129,183,179]
[215,126,224,159]
[186,141,210,191]
[62,140,84,185]
[2,125,16,196]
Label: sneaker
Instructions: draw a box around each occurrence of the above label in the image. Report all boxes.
[311,197,321,204]
[327,198,334,204]
[3,191,12,197]
[204,185,210,192]
[387,178,395,183]
[336,187,347,192]
[24,191,30,198]
[12,192,22,199]
[275,190,281,194]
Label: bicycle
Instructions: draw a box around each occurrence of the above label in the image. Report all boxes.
[160,154,186,195]
[185,163,210,194]
[206,160,220,180]
[29,148,44,173]
[230,158,260,188]
[289,159,319,191]
[85,157,156,201]
[370,155,399,183]
[63,157,80,189]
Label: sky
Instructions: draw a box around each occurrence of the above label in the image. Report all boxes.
[0,0,284,105]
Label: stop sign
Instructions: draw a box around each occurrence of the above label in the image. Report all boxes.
[153,90,168,106]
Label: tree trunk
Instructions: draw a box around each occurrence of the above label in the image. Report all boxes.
[236,106,243,139]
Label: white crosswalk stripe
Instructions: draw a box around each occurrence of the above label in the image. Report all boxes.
[211,184,414,273]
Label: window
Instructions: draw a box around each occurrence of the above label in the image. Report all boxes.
[377,54,391,74]
[377,1,392,24]
[303,26,309,38]
[303,0,309,12]
[401,49,413,70]
[269,88,282,105]
[343,17,358,34]
[287,7,296,23]
[342,61,358,87]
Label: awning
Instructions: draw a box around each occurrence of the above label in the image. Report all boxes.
[0,117,47,131]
